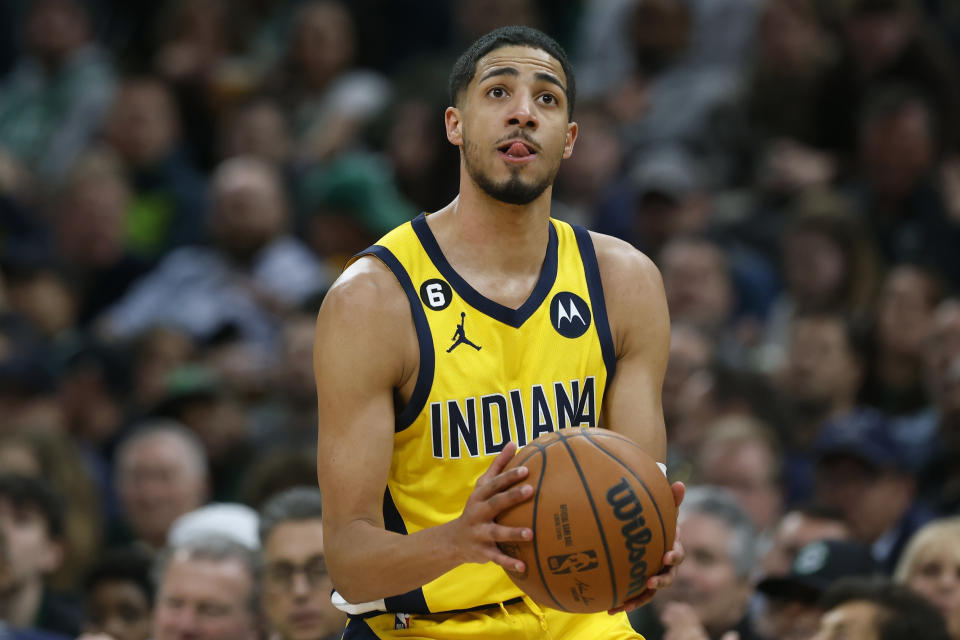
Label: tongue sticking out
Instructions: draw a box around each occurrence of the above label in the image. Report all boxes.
[506,142,531,157]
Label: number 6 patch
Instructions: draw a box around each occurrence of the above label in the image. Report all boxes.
[419,278,452,310]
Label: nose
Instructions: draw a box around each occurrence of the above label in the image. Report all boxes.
[507,90,538,130]
[292,570,311,598]
[164,606,199,638]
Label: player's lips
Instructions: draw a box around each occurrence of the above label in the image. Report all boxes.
[497,139,538,164]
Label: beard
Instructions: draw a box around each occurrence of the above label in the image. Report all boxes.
[462,136,558,206]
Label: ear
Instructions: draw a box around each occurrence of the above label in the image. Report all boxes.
[445,106,463,146]
[562,121,579,159]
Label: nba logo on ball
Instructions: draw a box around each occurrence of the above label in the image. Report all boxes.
[495,429,677,613]
[550,292,591,338]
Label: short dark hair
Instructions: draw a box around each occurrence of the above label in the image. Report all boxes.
[449,25,576,119]
[84,547,155,605]
[0,474,65,539]
[258,487,323,546]
[820,577,951,640]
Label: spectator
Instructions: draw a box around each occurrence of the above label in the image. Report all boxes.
[270,0,390,163]
[756,539,879,640]
[862,263,944,416]
[102,155,329,349]
[920,298,960,514]
[0,0,115,181]
[114,421,209,551]
[660,236,735,343]
[633,486,760,640]
[153,0,256,171]
[0,346,63,435]
[777,311,870,503]
[219,97,293,168]
[103,76,207,259]
[0,428,102,592]
[259,488,346,640]
[851,84,960,287]
[813,576,950,640]
[152,535,262,640]
[2,260,78,342]
[53,149,152,326]
[813,408,934,572]
[0,475,80,636]
[128,327,196,412]
[894,517,960,639]
[153,365,253,502]
[81,548,153,640]
[239,450,320,511]
[763,195,880,368]
[761,504,852,579]
[57,337,129,457]
[374,65,474,213]
[623,147,711,257]
[553,101,631,230]
[661,321,716,471]
[742,0,838,191]
[815,0,960,154]
[251,312,322,453]
[695,415,784,535]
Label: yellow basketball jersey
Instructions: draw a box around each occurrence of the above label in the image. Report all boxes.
[352,213,616,614]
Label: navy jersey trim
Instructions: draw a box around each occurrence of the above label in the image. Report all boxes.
[572,226,617,380]
[346,597,527,623]
[356,245,435,432]
[342,617,378,639]
[411,213,558,328]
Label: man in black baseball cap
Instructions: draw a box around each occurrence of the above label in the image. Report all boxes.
[811,408,934,572]
[756,539,879,640]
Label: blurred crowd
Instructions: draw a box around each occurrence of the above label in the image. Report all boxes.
[0,0,959,639]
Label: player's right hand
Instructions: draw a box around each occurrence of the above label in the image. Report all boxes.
[447,441,534,573]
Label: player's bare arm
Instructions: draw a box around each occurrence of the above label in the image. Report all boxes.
[594,232,670,457]
[314,256,533,604]
[592,231,686,613]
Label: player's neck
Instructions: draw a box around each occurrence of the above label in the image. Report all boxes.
[437,182,553,277]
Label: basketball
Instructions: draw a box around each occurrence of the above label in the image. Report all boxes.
[495,428,677,613]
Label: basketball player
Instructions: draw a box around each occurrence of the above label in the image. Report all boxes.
[314,26,684,639]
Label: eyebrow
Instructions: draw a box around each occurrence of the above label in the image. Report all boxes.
[478,67,566,93]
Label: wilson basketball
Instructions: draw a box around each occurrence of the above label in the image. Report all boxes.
[495,428,676,613]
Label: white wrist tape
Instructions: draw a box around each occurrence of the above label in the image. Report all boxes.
[331,591,387,615]
[657,462,668,477]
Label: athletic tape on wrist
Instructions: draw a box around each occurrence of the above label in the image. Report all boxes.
[657,462,667,477]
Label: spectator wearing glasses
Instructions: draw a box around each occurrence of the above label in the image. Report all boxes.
[259,487,345,640]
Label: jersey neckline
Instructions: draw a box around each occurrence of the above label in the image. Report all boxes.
[411,213,559,328]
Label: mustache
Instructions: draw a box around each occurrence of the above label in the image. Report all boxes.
[493,131,541,151]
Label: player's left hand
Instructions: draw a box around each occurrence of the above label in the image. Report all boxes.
[608,481,685,614]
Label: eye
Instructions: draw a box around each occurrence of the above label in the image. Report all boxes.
[539,93,557,105]
[488,87,506,99]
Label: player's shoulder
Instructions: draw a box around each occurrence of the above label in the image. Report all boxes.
[585,233,669,351]
[586,231,662,287]
[319,255,410,322]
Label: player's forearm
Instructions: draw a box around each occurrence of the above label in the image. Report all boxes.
[327,519,461,603]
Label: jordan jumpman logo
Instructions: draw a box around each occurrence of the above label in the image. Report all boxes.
[447,312,482,353]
